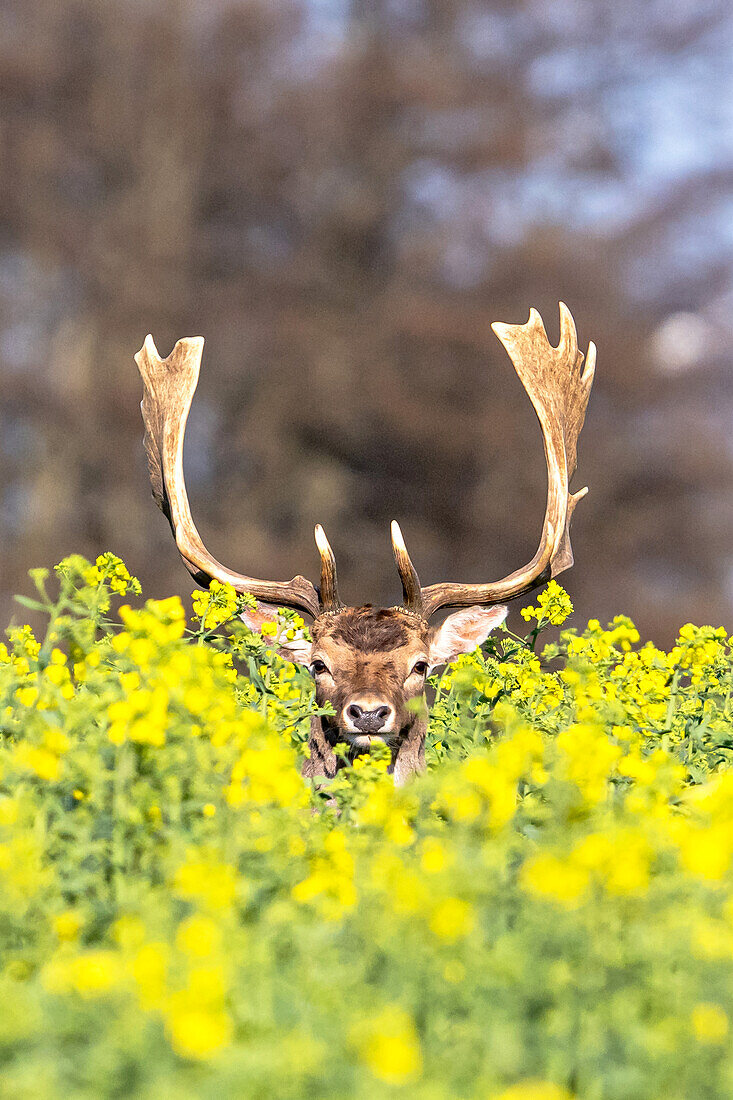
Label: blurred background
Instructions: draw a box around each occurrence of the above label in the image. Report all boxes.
[0,0,732,643]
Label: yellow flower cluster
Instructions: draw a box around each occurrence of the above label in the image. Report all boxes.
[351,1005,422,1084]
[520,580,574,626]
[83,553,142,597]
[191,579,239,631]
[292,828,357,919]
[4,563,733,1097]
[43,904,235,1061]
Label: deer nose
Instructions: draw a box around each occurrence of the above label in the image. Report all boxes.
[345,702,393,733]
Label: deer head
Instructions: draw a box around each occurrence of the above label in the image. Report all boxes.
[135,303,595,784]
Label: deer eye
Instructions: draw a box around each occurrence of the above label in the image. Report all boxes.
[310,659,330,676]
[411,660,429,676]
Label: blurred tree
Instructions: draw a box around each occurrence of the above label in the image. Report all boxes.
[0,0,731,641]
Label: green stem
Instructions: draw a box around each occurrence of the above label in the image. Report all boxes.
[111,740,133,906]
[38,596,69,667]
[88,564,111,631]
[724,668,733,720]
[195,591,214,645]
[664,669,681,733]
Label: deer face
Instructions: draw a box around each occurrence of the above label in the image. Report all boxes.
[243,603,507,755]
[305,608,430,749]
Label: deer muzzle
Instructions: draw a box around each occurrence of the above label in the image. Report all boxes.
[344,701,395,734]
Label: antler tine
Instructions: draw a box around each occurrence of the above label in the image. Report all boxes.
[135,334,321,618]
[390,521,424,616]
[314,524,343,613]
[418,303,595,620]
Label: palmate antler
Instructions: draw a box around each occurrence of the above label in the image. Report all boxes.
[392,302,595,619]
[135,335,342,618]
[137,302,593,623]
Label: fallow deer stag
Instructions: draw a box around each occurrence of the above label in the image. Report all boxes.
[135,303,595,785]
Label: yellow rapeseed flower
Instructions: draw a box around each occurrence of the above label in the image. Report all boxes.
[678,823,733,881]
[430,897,475,941]
[520,854,589,909]
[44,951,124,998]
[132,942,169,1010]
[490,1084,573,1100]
[53,910,82,941]
[420,837,449,874]
[691,1003,729,1044]
[354,1006,422,1085]
[173,860,238,910]
[13,744,61,781]
[167,1007,233,1060]
[176,915,222,958]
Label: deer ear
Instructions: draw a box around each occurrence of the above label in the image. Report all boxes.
[428,605,508,669]
[240,604,313,666]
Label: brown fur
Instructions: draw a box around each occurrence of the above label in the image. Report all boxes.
[304,607,430,786]
[326,606,411,653]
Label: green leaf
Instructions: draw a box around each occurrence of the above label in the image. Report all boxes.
[13,595,49,612]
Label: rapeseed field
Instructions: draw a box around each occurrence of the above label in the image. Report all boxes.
[1,557,733,1098]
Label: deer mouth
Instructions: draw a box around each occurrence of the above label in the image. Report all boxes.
[348,732,376,749]
[321,717,398,751]
[341,722,399,744]
[344,731,404,756]
[340,726,402,750]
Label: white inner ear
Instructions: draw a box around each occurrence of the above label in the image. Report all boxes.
[240,605,312,666]
[277,636,313,666]
[240,604,275,634]
[428,605,508,669]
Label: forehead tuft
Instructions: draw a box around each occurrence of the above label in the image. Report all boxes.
[314,606,424,653]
